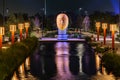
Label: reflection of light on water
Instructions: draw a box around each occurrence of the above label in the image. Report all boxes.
[102,65,107,75]
[25,57,30,70]
[19,63,25,78]
[55,42,69,55]
[95,53,101,75]
[53,42,74,80]
[11,72,18,80]
[77,44,84,73]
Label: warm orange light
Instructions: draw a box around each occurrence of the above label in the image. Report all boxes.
[18,23,24,41]
[0,27,5,35]
[102,23,107,45]
[102,23,107,29]
[110,24,117,31]
[56,13,69,30]
[96,22,100,28]
[0,35,2,48]
[0,27,5,48]
[110,24,117,50]
[95,53,100,74]
[18,23,24,30]
[25,22,30,28]
[10,25,16,32]
[11,72,18,80]
[10,25,16,44]
[25,22,30,38]
[96,22,100,41]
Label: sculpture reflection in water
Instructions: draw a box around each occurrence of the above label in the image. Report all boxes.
[53,42,75,80]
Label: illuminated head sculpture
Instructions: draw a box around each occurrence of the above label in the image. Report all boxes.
[56,13,69,30]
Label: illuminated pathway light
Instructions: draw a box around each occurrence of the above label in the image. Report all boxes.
[110,24,117,50]
[18,23,24,41]
[24,22,30,38]
[10,25,16,44]
[96,22,100,41]
[102,23,107,45]
[0,27,5,48]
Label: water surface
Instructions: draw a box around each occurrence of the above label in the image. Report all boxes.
[12,41,96,80]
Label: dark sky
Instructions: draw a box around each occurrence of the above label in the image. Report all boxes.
[0,0,117,16]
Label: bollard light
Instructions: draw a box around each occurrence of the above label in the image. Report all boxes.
[0,27,5,48]
[18,23,24,41]
[110,24,117,50]
[96,22,101,41]
[10,25,16,44]
[102,23,107,45]
[24,22,30,38]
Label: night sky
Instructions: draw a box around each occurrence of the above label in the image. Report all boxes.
[0,0,119,16]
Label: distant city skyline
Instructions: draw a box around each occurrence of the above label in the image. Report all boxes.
[0,0,119,16]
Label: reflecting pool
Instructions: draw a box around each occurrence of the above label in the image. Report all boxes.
[11,41,96,80]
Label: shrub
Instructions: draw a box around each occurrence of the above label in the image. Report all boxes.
[0,37,38,80]
[85,36,91,42]
[102,53,120,77]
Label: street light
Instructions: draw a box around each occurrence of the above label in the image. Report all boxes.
[95,22,101,41]
[0,27,5,48]
[10,25,16,44]
[24,22,30,38]
[18,23,24,41]
[110,24,117,50]
[102,23,107,45]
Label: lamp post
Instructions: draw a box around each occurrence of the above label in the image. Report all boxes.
[10,25,16,44]
[102,23,107,45]
[0,27,5,48]
[24,22,30,38]
[110,24,117,50]
[18,23,24,41]
[96,22,101,41]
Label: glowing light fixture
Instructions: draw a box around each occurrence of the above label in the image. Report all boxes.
[24,22,30,38]
[96,22,100,41]
[0,27,5,48]
[110,24,117,50]
[18,23,24,41]
[102,23,107,45]
[10,25,16,44]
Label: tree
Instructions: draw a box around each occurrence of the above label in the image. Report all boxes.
[0,14,3,26]
[5,14,17,31]
[16,13,25,23]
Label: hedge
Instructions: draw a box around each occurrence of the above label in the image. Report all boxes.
[102,53,120,77]
[0,37,38,80]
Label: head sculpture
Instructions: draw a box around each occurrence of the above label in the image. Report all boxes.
[56,13,69,30]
